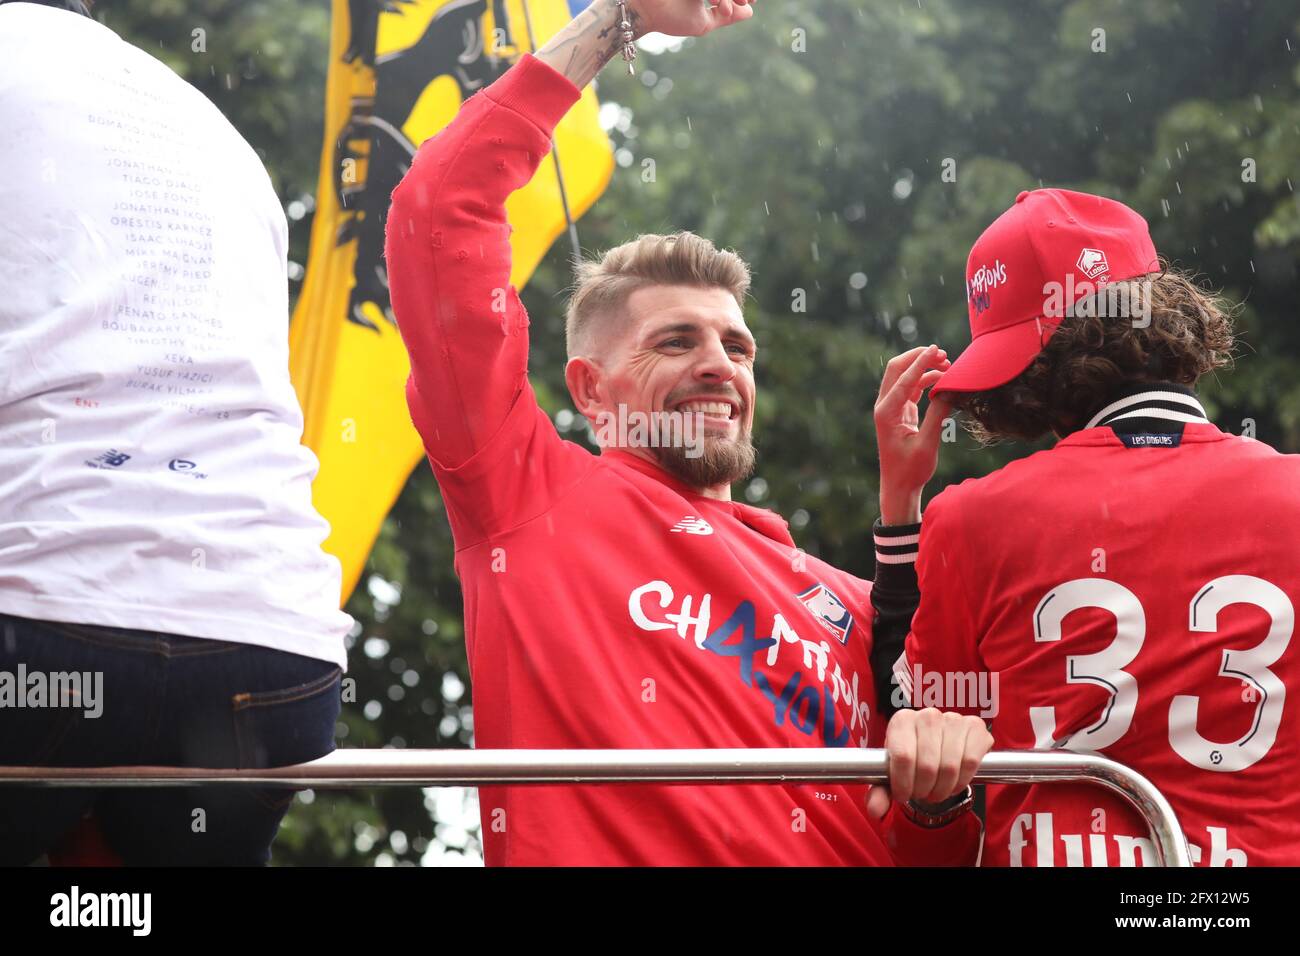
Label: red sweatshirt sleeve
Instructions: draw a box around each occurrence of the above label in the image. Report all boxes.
[880,799,984,866]
[882,490,985,864]
[385,53,581,472]
[904,488,990,716]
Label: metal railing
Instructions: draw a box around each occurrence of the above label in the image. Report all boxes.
[0,748,1192,866]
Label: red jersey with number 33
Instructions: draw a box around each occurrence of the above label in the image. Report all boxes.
[904,408,1300,866]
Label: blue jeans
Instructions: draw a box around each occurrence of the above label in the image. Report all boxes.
[0,612,341,865]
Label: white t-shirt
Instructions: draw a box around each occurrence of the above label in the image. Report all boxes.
[0,3,352,667]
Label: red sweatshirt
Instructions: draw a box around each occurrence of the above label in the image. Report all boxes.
[385,53,979,866]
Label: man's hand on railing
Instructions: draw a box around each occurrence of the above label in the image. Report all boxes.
[866,707,994,821]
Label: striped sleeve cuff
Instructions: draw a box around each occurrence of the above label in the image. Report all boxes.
[874,518,921,566]
[892,650,914,705]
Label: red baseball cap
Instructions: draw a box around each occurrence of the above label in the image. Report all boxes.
[931,188,1160,395]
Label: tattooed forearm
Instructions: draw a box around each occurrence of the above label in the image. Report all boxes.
[536,0,643,89]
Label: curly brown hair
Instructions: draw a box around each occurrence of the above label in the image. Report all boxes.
[950,267,1237,443]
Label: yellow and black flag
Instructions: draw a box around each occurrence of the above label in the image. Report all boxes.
[289,0,613,603]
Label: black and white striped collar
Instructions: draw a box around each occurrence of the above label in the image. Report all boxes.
[1084,382,1208,432]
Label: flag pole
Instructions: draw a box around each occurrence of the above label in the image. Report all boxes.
[520,0,583,265]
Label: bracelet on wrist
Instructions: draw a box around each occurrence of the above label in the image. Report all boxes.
[900,786,974,828]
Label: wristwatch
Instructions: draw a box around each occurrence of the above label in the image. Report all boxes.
[900,786,975,828]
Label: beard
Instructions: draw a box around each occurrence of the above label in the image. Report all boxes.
[651,428,757,490]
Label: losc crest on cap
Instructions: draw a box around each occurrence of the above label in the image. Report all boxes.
[933,188,1160,396]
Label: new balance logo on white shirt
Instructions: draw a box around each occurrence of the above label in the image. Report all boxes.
[669,516,713,536]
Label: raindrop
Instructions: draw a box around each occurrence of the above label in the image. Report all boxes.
[598,101,621,131]
[442,672,466,702]
[368,575,401,605]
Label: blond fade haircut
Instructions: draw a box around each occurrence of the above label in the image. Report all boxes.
[564,231,751,359]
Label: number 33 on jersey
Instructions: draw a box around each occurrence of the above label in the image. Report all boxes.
[903,417,1300,867]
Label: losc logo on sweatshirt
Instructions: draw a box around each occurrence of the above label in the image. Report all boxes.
[797,583,855,645]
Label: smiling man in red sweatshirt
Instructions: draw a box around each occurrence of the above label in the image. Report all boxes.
[384,0,988,865]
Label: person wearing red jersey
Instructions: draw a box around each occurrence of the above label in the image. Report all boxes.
[886,187,1300,866]
[384,0,992,865]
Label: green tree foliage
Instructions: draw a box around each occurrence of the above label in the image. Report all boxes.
[94,0,1299,863]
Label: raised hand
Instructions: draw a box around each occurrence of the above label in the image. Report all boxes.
[874,344,952,525]
[627,0,757,39]
[538,0,756,90]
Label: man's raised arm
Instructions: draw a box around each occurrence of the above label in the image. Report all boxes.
[384,0,754,470]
